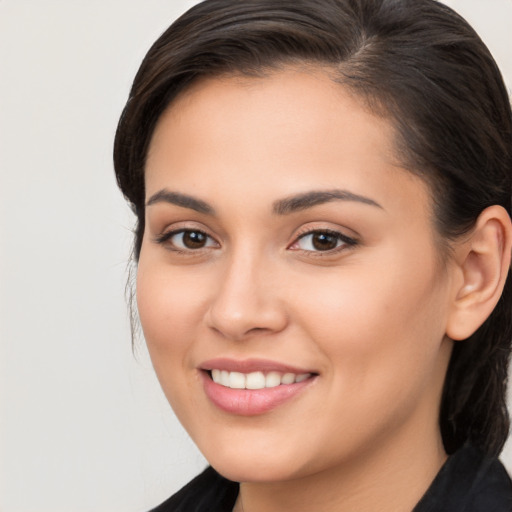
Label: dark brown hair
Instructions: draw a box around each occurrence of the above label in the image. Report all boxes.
[114,0,512,456]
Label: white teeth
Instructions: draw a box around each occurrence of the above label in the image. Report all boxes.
[281,373,296,385]
[246,371,266,389]
[265,371,281,388]
[209,370,312,390]
[229,371,246,389]
[220,370,230,387]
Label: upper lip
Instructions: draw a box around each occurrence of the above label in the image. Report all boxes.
[199,358,316,375]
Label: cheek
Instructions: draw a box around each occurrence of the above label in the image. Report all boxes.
[289,249,449,391]
[135,261,213,426]
[136,262,205,364]
[284,264,450,461]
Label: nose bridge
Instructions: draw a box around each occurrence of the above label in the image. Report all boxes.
[206,242,287,340]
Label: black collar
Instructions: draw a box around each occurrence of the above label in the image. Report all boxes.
[151,445,512,512]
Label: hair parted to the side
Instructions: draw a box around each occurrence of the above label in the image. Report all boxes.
[113,0,512,457]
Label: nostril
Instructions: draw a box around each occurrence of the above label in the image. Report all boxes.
[247,327,268,334]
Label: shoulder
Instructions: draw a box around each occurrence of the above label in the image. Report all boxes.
[147,466,239,512]
[414,445,512,512]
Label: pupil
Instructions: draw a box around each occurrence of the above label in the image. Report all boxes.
[312,233,337,251]
[183,231,206,249]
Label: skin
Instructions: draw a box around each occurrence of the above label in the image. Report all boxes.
[137,68,477,511]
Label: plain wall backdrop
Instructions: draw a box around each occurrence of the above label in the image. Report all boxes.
[0,1,511,511]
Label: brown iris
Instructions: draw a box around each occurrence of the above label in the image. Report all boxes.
[311,232,339,251]
[182,231,208,249]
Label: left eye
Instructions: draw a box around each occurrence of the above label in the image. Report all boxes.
[292,231,355,252]
[162,230,218,250]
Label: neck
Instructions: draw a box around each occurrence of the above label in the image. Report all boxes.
[234,419,447,512]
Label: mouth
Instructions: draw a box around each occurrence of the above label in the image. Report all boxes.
[207,369,312,390]
[199,359,318,415]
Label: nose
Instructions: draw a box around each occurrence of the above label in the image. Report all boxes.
[205,251,288,341]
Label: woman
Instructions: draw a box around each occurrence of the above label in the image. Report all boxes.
[114,0,512,510]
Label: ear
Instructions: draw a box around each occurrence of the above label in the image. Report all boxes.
[446,205,512,341]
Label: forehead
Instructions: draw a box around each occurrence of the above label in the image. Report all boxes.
[148,68,398,167]
[145,67,428,216]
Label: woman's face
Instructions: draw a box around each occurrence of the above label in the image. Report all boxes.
[137,68,456,482]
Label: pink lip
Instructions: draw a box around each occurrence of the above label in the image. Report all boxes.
[200,357,314,374]
[199,358,317,416]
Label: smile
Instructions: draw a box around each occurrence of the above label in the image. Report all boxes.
[210,369,312,390]
[200,359,318,415]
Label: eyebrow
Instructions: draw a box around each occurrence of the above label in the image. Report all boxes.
[145,188,382,216]
[146,189,215,215]
[272,189,383,215]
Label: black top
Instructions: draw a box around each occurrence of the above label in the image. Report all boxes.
[149,445,512,512]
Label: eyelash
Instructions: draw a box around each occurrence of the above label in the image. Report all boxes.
[154,229,218,253]
[290,229,358,255]
[154,228,358,255]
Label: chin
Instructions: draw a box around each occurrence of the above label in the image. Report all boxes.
[210,456,301,484]
[197,434,317,484]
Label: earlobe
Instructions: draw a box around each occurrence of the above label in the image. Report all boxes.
[446,205,512,341]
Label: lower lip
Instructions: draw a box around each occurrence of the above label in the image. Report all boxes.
[201,371,316,416]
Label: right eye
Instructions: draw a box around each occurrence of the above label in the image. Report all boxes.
[156,229,218,251]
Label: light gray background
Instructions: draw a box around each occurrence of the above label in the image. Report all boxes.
[0,1,511,511]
